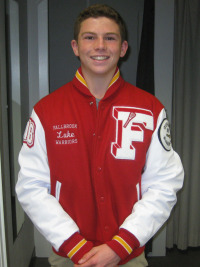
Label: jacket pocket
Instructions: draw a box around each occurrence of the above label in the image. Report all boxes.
[55,181,62,201]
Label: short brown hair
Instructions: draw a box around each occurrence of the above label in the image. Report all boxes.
[74,4,127,42]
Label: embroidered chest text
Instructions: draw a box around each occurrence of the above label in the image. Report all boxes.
[53,123,78,145]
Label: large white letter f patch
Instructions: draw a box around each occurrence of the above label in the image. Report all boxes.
[111,107,154,160]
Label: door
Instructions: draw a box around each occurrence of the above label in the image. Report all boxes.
[0,0,35,266]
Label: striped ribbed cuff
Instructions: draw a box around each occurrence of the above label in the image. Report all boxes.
[59,232,93,264]
[106,228,140,261]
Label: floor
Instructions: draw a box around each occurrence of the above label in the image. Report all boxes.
[29,247,200,267]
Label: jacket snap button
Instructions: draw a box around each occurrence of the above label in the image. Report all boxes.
[104,226,109,231]
[97,167,102,172]
[100,196,105,202]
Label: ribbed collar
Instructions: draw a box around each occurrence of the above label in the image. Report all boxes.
[72,67,124,100]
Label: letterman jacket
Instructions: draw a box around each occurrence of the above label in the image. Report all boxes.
[16,68,184,264]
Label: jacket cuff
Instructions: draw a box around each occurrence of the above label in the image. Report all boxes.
[59,232,93,264]
[106,228,140,261]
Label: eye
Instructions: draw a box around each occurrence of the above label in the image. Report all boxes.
[84,35,95,40]
[105,36,116,41]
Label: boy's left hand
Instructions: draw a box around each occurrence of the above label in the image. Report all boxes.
[74,244,120,267]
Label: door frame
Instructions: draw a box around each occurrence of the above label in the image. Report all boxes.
[0,0,35,266]
[1,0,49,265]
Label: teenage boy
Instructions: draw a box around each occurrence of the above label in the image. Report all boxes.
[16,4,184,267]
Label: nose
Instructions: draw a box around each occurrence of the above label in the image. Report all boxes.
[94,37,106,50]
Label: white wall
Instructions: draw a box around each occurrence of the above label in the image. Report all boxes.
[154,0,174,123]
[0,155,8,267]
[151,0,174,256]
[0,0,9,265]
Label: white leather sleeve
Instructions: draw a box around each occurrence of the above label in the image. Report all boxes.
[120,108,184,246]
[16,109,79,251]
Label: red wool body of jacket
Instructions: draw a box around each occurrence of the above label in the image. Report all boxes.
[16,68,184,264]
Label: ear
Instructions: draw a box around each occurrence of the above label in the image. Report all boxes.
[120,41,128,58]
[71,40,79,57]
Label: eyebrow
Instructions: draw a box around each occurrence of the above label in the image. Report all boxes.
[81,32,120,37]
[81,32,95,36]
[105,32,120,36]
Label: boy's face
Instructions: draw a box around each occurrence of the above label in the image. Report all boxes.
[71,17,128,79]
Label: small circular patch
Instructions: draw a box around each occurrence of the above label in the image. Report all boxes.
[158,119,172,151]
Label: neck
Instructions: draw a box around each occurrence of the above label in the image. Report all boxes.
[82,69,116,99]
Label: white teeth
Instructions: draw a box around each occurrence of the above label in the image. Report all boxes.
[92,56,108,60]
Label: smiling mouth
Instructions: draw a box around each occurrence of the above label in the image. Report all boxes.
[91,56,109,61]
